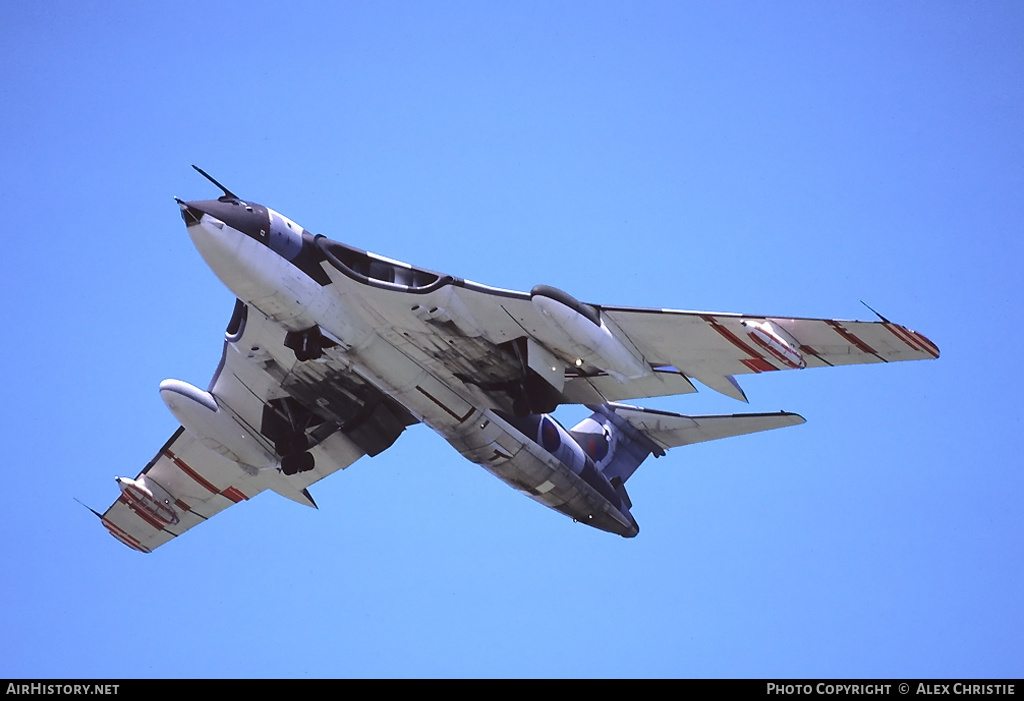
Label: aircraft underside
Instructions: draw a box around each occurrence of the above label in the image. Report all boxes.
[95,169,937,552]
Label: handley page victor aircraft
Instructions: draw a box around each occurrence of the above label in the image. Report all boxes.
[97,167,939,551]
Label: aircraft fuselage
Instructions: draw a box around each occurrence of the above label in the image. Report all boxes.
[178,196,640,537]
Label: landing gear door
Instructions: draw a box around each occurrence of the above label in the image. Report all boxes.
[527,337,565,392]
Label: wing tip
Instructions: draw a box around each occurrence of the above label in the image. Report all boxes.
[784,411,807,426]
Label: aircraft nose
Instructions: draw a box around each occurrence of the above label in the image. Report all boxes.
[174,197,268,241]
[175,198,205,227]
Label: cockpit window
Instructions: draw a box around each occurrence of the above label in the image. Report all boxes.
[317,238,445,291]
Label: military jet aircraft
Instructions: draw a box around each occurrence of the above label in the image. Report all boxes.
[97,167,939,551]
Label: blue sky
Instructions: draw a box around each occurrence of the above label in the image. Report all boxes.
[2,1,1022,678]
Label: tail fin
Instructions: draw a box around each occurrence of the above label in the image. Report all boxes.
[570,403,805,488]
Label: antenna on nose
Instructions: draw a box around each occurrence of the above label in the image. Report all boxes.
[191,165,239,201]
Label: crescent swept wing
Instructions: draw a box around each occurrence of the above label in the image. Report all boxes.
[407,277,938,404]
[98,300,411,552]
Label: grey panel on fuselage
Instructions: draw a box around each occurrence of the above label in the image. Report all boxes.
[268,210,304,261]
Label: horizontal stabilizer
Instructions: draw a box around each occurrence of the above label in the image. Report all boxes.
[606,404,804,452]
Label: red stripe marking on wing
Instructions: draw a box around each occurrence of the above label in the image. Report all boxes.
[165,450,219,494]
[102,518,145,550]
[749,332,803,369]
[220,486,249,503]
[826,321,877,355]
[701,315,777,369]
[741,358,777,373]
[126,500,167,531]
[910,330,940,358]
[884,323,925,352]
[799,344,831,366]
[105,528,149,552]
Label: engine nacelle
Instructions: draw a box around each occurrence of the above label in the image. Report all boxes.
[530,288,650,382]
[508,413,624,511]
[741,320,806,369]
[159,379,277,468]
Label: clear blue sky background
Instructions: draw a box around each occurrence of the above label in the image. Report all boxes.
[2,1,1021,678]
